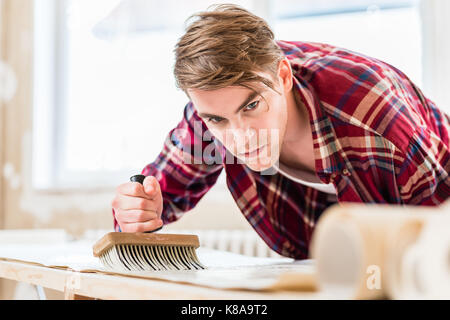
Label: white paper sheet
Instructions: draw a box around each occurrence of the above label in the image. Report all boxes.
[0,239,316,291]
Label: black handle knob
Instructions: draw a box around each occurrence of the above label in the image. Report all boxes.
[129,174,163,233]
[130,174,146,184]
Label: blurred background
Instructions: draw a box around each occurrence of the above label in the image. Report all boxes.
[0,0,449,298]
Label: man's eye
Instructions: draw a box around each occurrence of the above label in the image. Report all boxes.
[244,101,259,111]
[207,117,223,124]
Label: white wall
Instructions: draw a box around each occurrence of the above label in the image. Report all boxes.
[420,0,450,113]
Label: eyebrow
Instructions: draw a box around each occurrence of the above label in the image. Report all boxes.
[197,91,260,120]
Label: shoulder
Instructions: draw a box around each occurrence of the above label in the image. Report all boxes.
[174,101,209,135]
[276,40,339,64]
[279,40,434,153]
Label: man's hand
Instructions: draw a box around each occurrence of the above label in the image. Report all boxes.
[111,176,163,232]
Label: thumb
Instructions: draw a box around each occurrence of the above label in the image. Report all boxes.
[143,176,159,198]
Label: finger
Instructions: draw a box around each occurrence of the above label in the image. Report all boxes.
[143,176,161,199]
[116,181,151,200]
[120,219,164,233]
[115,194,160,212]
[114,209,158,223]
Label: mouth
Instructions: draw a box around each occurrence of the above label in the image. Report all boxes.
[238,144,267,159]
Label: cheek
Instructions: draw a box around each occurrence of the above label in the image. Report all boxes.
[266,94,286,124]
[208,127,236,152]
[207,127,224,143]
[260,98,286,154]
[257,103,285,142]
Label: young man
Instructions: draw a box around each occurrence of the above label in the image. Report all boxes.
[111,5,449,259]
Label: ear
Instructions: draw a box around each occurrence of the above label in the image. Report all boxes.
[277,58,293,94]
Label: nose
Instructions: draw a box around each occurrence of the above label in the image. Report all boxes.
[231,127,256,141]
[230,127,258,154]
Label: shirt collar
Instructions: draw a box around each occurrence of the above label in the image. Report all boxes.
[291,74,343,183]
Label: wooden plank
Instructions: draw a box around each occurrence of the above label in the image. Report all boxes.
[0,260,67,292]
[0,260,329,300]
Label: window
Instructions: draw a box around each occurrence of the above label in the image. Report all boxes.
[32,0,257,190]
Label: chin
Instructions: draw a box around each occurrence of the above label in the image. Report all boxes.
[243,145,279,171]
[244,156,277,172]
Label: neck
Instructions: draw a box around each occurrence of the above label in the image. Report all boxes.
[279,87,315,172]
[283,87,310,143]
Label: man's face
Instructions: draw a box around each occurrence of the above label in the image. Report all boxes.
[188,74,288,172]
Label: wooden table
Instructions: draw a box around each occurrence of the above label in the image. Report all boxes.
[0,259,330,300]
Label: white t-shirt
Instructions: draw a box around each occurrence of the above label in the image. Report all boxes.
[272,162,337,195]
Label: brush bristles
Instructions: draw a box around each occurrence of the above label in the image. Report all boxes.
[99,244,205,271]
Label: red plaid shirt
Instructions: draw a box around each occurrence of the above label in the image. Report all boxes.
[113,40,450,259]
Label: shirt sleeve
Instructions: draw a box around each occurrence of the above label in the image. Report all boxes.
[395,125,450,205]
[379,67,450,205]
[113,102,224,231]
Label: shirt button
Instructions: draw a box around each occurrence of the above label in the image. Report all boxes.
[343,168,350,176]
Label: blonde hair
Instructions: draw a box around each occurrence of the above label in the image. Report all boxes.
[174,4,285,94]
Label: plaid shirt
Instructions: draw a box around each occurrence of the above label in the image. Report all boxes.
[113,40,450,259]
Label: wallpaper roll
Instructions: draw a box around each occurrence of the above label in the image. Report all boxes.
[387,211,450,299]
[309,201,450,299]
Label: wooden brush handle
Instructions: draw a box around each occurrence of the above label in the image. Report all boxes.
[130,174,163,233]
[93,232,200,257]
